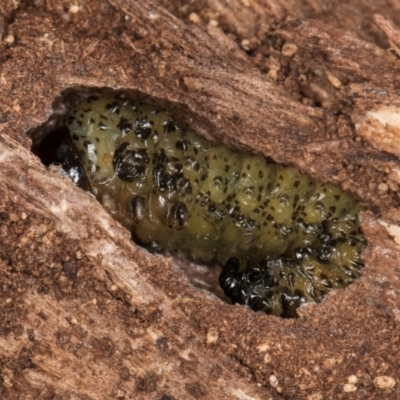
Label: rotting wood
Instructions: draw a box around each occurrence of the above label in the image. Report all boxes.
[0,0,400,399]
[0,133,276,399]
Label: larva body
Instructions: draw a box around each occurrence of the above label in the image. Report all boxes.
[42,94,366,317]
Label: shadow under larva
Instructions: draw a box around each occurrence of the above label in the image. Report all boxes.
[35,92,367,318]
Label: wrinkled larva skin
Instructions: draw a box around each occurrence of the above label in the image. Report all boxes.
[43,94,366,318]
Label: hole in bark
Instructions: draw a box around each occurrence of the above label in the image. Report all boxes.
[29,87,367,318]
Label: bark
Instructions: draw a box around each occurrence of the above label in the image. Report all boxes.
[0,0,399,399]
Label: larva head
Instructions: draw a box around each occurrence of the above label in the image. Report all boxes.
[219,257,311,318]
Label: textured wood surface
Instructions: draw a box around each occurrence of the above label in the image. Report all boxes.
[0,0,400,398]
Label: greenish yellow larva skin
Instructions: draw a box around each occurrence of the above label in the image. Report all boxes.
[57,94,366,317]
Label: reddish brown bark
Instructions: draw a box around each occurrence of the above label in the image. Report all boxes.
[0,1,399,398]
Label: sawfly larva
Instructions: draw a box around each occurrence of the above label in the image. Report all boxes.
[38,94,366,318]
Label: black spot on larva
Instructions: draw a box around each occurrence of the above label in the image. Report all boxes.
[163,120,178,134]
[113,143,149,182]
[106,101,121,114]
[167,202,189,230]
[176,140,188,151]
[44,94,367,318]
[135,121,152,141]
[117,117,132,134]
[130,195,147,222]
[153,169,176,193]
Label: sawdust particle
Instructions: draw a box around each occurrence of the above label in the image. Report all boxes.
[373,376,396,390]
[343,383,357,392]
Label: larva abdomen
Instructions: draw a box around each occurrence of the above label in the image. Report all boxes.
[41,94,366,318]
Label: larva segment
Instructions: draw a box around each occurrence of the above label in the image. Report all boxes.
[40,93,366,317]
